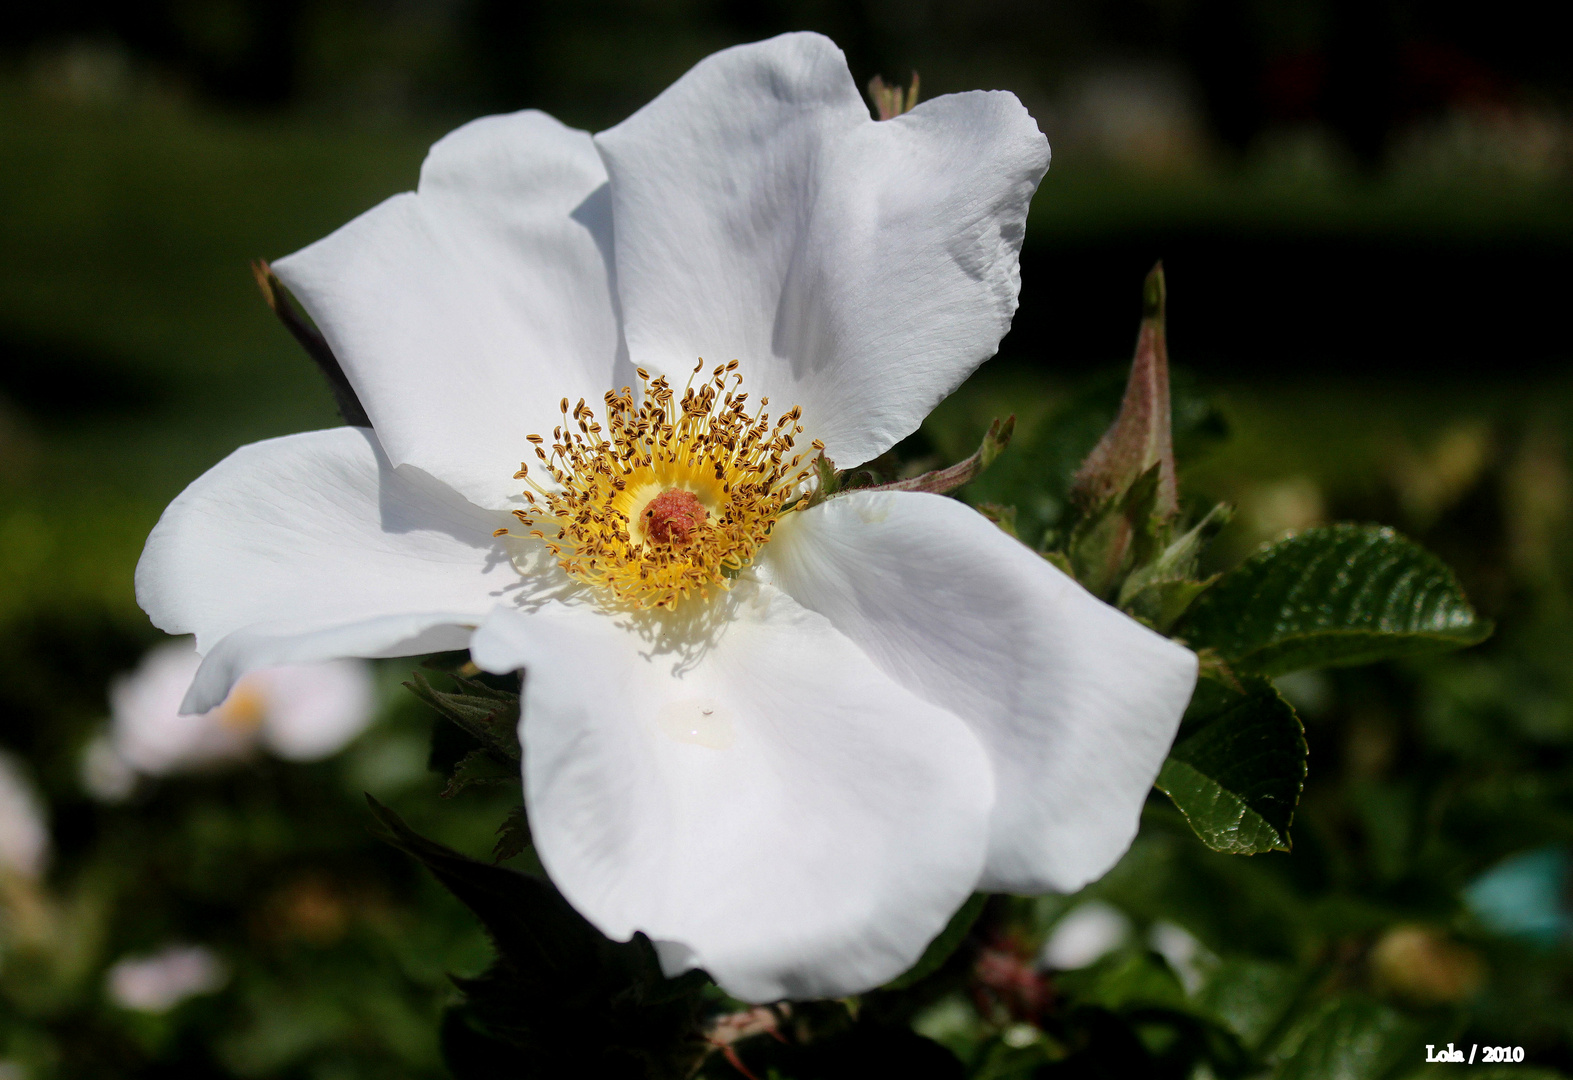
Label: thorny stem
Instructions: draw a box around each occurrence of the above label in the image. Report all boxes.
[701,1004,789,1079]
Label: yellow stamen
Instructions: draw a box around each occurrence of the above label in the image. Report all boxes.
[515,363,814,609]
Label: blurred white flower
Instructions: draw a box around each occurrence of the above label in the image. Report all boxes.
[80,735,137,801]
[106,944,227,1013]
[0,750,48,880]
[1148,920,1211,994]
[85,639,374,796]
[1041,900,1131,969]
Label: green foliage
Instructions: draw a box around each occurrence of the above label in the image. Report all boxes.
[1194,957,1305,1052]
[1271,996,1425,1080]
[404,670,520,763]
[1117,503,1231,632]
[1157,677,1308,854]
[1179,524,1493,676]
[366,797,711,1079]
[440,748,517,798]
[1065,459,1169,600]
[492,805,532,864]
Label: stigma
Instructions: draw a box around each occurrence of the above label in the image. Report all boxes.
[509,361,822,610]
[643,489,708,545]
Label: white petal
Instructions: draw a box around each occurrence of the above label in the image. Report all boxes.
[136,428,514,712]
[595,32,1049,467]
[469,584,993,1002]
[273,111,623,508]
[255,659,377,761]
[763,491,1198,894]
[185,617,470,717]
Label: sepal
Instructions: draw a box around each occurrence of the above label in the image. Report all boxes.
[863,415,1015,496]
[405,669,520,762]
[1065,460,1167,600]
[1117,503,1233,631]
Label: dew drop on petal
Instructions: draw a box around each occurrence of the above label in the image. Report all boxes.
[657,696,734,749]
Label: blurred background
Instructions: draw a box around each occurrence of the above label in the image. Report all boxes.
[1,2,1572,1078]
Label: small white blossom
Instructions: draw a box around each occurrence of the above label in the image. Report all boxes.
[0,751,48,880]
[1148,920,1212,994]
[106,944,227,1013]
[86,639,373,795]
[1041,901,1131,970]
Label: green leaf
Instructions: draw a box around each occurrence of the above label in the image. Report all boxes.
[882,893,988,990]
[441,748,518,798]
[1052,952,1256,1077]
[492,805,532,864]
[405,669,521,761]
[364,797,708,1078]
[1195,958,1305,1052]
[1057,950,1188,1014]
[1157,677,1307,854]
[1272,996,1424,1080]
[1177,524,1492,676]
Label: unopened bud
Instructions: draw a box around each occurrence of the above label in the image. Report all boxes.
[1072,261,1178,519]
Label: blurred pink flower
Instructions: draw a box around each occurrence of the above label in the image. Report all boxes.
[106,944,227,1013]
[85,639,374,798]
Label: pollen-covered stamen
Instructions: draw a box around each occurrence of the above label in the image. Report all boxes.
[643,489,708,545]
[511,361,817,610]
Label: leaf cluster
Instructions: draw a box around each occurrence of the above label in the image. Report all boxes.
[367,798,712,1078]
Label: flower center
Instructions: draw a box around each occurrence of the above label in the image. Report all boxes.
[642,488,708,545]
[214,682,267,732]
[505,361,822,610]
